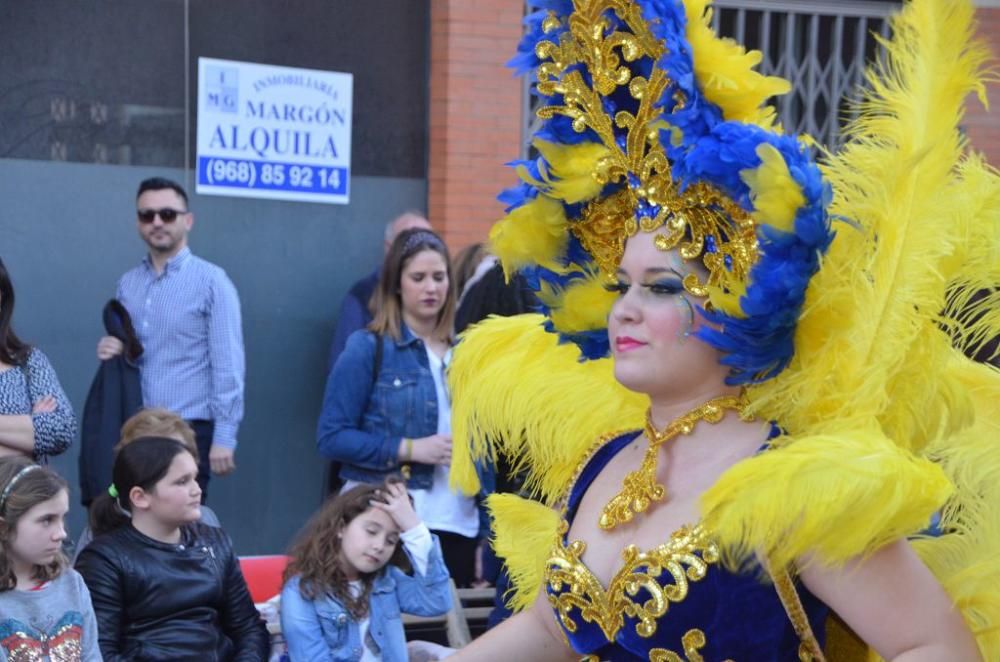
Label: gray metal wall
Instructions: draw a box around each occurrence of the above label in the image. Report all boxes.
[0,0,431,554]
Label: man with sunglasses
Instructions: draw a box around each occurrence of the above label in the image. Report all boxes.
[96,177,245,501]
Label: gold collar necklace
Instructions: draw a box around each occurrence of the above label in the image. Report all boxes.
[599,393,752,530]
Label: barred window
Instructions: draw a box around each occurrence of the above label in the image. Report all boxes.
[713,0,899,148]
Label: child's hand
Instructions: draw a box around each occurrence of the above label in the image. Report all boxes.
[372,481,421,532]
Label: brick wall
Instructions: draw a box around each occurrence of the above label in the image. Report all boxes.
[968,6,1000,165]
[428,0,523,251]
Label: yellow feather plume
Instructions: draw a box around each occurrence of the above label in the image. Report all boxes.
[487,494,560,613]
[685,0,790,127]
[448,314,646,501]
[541,274,618,334]
[740,143,806,233]
[701,428,953,571]
[530,139,609,204]
[748,0,995,443]
[911,358,1000,660]
[489,195,568,274]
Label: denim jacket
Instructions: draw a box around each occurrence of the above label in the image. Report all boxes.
[317,327,441,489]
[280,534,452,662]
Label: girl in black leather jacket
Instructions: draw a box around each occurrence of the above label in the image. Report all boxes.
[75,436,268,661]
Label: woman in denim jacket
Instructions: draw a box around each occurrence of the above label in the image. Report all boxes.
[281,479,452,661]
[318,228,480,586]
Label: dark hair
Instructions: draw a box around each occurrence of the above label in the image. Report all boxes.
[369,228,456,342]
[0,457,69,591]
[0,257,31,366]
[283,478,411,619]
[452,242,488,297]
[89,436,196,537]
[136,177,189,207]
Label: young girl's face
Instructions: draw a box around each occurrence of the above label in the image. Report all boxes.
[338,506,400,580]
[8,488,68,571]
[141,451,202,526]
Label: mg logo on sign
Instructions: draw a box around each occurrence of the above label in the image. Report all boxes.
[205,65,238,113]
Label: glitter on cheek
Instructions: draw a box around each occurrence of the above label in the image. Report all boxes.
[674,295,695,342]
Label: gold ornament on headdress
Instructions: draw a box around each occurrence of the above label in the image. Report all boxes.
[533,0,758,298]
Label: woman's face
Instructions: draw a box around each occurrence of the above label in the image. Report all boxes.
[337,506,400,580]
[399,249,449,324]
[607,231,723,398]
[139,451,202,527]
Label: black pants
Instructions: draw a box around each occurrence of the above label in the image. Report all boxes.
[188,419,214,504]
[433,530,478,588]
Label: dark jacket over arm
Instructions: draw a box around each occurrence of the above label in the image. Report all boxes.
[79,299,143,505]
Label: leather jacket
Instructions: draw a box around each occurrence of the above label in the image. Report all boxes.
[75,522,268,661]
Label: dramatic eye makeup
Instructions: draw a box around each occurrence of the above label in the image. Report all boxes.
[605,267,685,296]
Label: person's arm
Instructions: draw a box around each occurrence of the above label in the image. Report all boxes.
[206,271,245,474]
[800,539,981,661]
[21,349,77,458]
[74,571,104,662]
[217,537,270,660]
[74,545,130,662]
[448,586,576,661]
[280,578,337,662]
[0,413,35,454]
[389,527,453,617]
[316,331,404,470]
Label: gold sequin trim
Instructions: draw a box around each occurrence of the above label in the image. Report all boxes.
[547,522,719,642]
[649,628,735,662]
[600,394,751,530]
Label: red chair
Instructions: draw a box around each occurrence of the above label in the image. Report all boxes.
[239,555,290,603]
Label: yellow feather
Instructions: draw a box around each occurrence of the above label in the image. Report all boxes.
[748,0,996,445]
[913,360,1000,660]
[685,0,790,127]
[702,428,953,572]
[739,143,806,233]
[487,494,560,613]
[706,280,747,319]
[542,274,618,334]
[488,195,568,275]
[532,139,609,204]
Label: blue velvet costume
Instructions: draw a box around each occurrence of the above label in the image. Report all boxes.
[545,432,829,661]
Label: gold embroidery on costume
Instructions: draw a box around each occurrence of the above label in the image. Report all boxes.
[600,394,751,530]
[532,1,757,295]
[764,561,827,662]
[546,522,719,642]
[649,628,735,662]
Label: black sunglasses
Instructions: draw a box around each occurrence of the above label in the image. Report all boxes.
[137,208,188,224]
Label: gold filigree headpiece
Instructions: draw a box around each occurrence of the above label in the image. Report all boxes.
[533,0,757,297]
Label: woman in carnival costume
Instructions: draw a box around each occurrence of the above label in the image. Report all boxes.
[445,0,1000,659]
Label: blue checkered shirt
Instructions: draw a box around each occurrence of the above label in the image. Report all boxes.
[116,247,245,448]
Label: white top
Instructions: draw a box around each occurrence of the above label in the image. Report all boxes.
[409,347,479,538]
[350,523,434,662]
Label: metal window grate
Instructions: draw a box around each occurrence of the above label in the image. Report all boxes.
[520,0,900,155]
[713,0,899,147]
